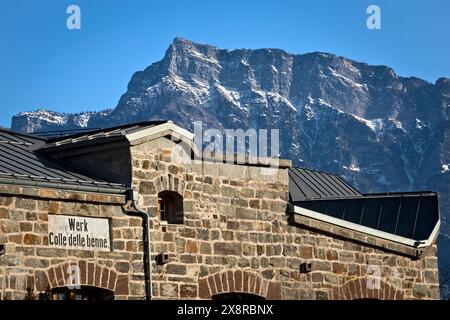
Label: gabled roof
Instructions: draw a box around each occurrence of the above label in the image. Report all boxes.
[37,120,196,154]
[0,128,127,194]
[0,121,196,194]
[40,121,168,149]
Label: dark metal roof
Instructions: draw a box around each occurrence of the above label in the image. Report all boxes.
[289,167,439,241]
[289,167,362,202]
[40,121,168,150]
[0,129,127,194]
[0,121,168,194]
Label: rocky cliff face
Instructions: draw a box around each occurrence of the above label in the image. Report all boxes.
[11,109,113,133]
[11,38,450,292]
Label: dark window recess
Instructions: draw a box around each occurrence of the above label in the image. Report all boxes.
[156,253,170,265]
[158,191,184,224]
[299,262,312,274]
[50,286,114,300]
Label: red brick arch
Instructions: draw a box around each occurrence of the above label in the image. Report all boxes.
[198,270,281,300]
[331,278,404,300]
[34,260,129,296]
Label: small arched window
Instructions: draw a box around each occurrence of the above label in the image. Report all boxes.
[158,191,184,224]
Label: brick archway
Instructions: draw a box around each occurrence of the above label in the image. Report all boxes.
[34,261,129,296]
[198,270,281,300]
[331,278,404,300]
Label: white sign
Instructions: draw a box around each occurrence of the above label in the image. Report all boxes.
[48,215,111,252]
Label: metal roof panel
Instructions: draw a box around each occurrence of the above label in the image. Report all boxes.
[289,167,362,201]
[0,128,127,194]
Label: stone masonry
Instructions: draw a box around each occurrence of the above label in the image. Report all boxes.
[0,134,440,300]
[129,136,440,300]
[0,185,142,300]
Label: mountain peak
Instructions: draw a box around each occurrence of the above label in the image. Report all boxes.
[172,36,194,46]
[170,37,217,51]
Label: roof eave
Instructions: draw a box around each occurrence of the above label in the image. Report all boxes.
[125,121,195,144]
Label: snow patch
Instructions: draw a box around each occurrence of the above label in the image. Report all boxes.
[266,92,297,112]
[315,98,345,115]
[186,47,220,66]
[415,118,426,129]
[303,97,316,120]
[389,118,406,132]
[19,110,67,125]
[160,75,210,105]
[343,159,360,172]
[241,59,249,66]
[352,115,384,132]
[73,114,91,128]
[304,104,315,120]
[215,84,243,110]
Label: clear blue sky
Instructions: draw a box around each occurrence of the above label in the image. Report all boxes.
[1,0,449,128]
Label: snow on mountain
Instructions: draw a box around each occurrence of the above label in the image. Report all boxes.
[12,109,113,133]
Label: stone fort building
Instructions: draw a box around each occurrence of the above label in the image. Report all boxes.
[0,121,440,300]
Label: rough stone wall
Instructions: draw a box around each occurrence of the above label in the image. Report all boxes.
[130,137,440,300]
[0,186,143,300]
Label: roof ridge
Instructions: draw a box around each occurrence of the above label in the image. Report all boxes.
[0,140,33,146]
[291,166,341,177]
